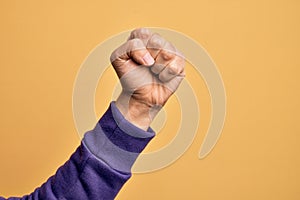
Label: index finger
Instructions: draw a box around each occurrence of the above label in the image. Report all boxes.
[128,28,153,45]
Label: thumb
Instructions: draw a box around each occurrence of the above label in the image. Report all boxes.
[110,38,155,66]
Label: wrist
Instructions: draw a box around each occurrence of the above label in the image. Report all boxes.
[115,91,160,131]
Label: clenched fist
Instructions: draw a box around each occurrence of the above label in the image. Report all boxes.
[111,28,185,130]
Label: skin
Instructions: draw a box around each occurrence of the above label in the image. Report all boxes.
[111,28,185,131]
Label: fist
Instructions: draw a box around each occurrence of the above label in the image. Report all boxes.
[110,28,185,130]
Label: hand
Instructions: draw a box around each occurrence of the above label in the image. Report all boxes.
[110,28,185,130]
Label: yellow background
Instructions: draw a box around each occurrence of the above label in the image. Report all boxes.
[0,0,299,199]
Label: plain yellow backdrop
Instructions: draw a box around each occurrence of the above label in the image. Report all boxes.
[0,0,299,199]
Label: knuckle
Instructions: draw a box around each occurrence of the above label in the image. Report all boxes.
[110,52,115,62]
[130,28,151,40]
[148,33,165,49]
[110,49,119,63]
[128,38,144,50]
[163,42,176,52]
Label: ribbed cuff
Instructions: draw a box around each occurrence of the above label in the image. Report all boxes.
[83,102,155,173]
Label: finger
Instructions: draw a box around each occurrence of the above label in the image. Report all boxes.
[110,38,155,67]
[158,56,185,82]
[152,43,177,74]
[164,74,185,94]
[146,33,184,59]
[146,33,166,59]
[151,63,165,74]
[128,28,152,45]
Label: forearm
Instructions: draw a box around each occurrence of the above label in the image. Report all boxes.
[1,102,155,200]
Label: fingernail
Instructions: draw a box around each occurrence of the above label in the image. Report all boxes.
[143,53,155,65]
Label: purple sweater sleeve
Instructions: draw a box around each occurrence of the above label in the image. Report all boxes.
[1,102,155,200]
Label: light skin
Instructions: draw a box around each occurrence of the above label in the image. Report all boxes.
[111,28,185,130]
